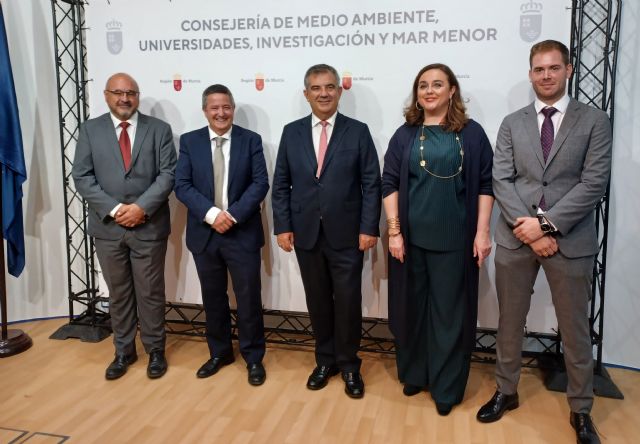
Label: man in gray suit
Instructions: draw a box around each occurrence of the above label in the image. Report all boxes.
[476,41,611,444]
[72,73,177,380]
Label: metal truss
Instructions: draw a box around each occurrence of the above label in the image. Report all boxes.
[53,0,623,395]
[49,0,110,342]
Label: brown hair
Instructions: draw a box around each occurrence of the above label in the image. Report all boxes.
[529,40,570,67]
[403,63,468,132]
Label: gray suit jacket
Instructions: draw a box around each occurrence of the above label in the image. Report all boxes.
[493,98,612,258]
[72,112,177,241]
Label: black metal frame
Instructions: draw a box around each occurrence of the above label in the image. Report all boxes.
[50,0,623,397]
[49,0,110,342]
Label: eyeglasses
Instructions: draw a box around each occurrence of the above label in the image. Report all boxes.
[105,90,140,98]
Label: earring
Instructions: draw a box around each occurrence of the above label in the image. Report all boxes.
[415,100,423,111]
[448,97,452,108]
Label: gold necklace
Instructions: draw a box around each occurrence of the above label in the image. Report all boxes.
[418,125,464,179]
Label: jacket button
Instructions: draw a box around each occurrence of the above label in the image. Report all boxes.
[532,204,537,209]
[543,181,548,186]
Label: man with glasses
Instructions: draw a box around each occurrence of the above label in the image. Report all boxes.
[272,64,381,398]
[72,72,177,380]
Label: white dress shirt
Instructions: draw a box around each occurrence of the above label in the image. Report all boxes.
[204,127,236,224]
[534,93,570,136]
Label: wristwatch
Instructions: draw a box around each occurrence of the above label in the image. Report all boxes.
[537,213,553,233]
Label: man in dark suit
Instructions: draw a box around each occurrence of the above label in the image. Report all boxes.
[272,64,381,398]
[175,84,269,386]
[72,72,177,380]
[476,41,612,444]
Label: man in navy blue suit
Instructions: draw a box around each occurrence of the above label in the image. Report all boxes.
[175,84,269,385]
[272,64,381,398]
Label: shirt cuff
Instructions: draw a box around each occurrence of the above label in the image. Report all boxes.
[110,203,123,218]
[204,207,221,225]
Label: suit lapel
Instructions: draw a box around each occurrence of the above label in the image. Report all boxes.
[99,113,127,172]
[522,104,545,168]
[298,116,317,174]
[545,98,580,167]
[197,127,215,197]
[318,113,349,177]
[227,125,241,195]
[129,112,149,171]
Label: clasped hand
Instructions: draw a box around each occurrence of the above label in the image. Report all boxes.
[115,204,145,227]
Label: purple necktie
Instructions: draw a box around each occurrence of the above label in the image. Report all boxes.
[539,106,558,210]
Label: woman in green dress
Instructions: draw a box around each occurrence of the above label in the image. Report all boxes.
[382,63,494,415]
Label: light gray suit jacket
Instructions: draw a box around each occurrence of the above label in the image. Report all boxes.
[72,112,177,241]
[493,98,612,258]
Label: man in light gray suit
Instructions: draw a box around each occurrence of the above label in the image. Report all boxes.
[476,41,611,444]
[72,73,177,380]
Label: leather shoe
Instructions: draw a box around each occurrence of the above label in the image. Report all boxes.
[476,391,519,423]
[306,365,339,390]
[196,355,235,378]
[147,350,168,379]
[570,412,601,444]
[343,372,365,399]
[247,362,266,386]
[105,353,138,380]
[403,384,423,397]
[436,402,453,416]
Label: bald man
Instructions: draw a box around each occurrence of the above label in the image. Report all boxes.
[72,73,177,380]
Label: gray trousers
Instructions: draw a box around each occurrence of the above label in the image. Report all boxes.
[494,244,594,413]
[95,232,168,356]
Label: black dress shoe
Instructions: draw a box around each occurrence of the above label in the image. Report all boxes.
[476,391,519,423]
[343,372,365,399]
[306,365,339,390]
[105,353,138,380]
[147,350,168,379]
[196,355,235,378]
[403,384,423,397]
[570,413,601,444]
[436,402,453,416]
[247,362,266,386]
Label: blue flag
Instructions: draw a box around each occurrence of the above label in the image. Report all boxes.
[0,5,27,277]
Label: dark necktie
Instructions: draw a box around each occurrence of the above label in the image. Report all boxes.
[119,121,131,170]
[539,107,558,210]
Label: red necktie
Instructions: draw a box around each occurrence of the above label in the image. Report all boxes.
[539,107,558,210]
[316,120,328,177]
[119,121,131,170]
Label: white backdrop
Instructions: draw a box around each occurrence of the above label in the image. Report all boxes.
[83,0,570,329]
[5,0,640,367]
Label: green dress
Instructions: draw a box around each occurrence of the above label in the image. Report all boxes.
[396,125,469,407]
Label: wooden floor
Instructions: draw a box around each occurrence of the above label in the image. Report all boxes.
[0,319,637,444]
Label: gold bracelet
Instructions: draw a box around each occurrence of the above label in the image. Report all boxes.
[389,231,402,237]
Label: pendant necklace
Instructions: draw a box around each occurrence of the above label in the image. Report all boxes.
[419,125,464,179]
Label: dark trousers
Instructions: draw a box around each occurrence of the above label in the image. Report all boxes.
[396,245,468,406]
[95,233,168,356]
[295,227,364,372]
[193,236,265,365]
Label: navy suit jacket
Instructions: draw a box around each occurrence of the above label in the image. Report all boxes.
[272,113,381,250]
[174,124,269,254]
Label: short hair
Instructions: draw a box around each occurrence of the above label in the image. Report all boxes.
[303,64,340,89]
[529,40,570,67]
[403,63,468,132]
[201,84,235,109]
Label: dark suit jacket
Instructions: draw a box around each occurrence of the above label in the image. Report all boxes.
[72,112,177,240]
[272,113,381,250]
[174,124,269,254]
[493,98,612,258]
